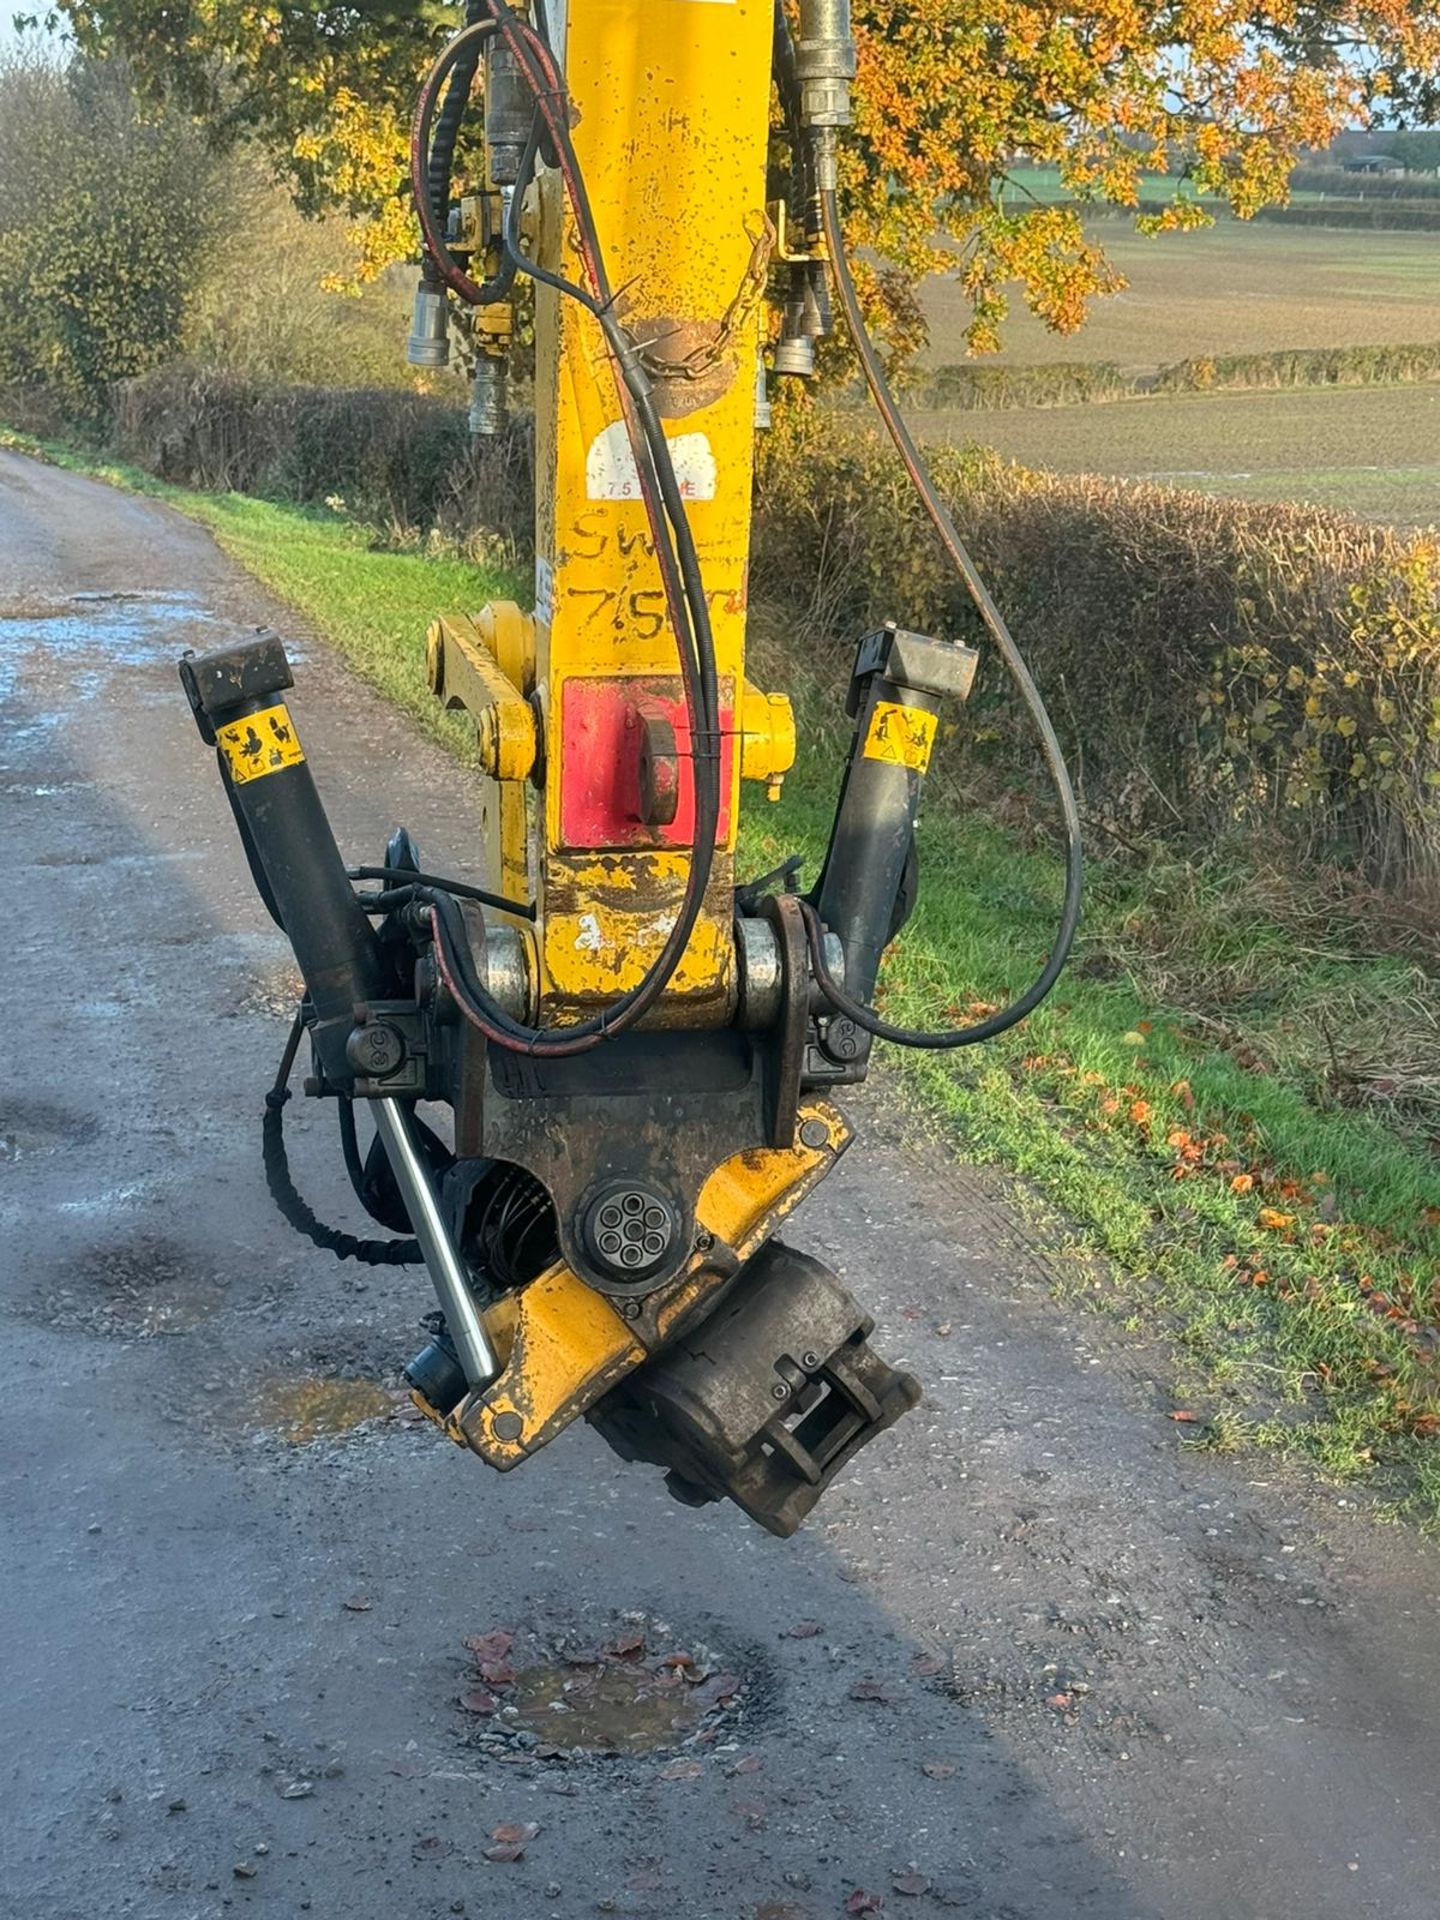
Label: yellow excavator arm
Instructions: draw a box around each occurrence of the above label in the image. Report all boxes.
[177,0,1080,1534]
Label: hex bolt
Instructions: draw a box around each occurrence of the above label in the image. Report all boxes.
[694,1230,714,1253]
[620,1300,642,1321]
[802,1351,821,1370]
[771,1382,790,1402]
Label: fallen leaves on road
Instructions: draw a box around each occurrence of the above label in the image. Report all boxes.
[892,1872,931,1897]
[728,1753,762,1776]
[485,1820,539,1863]
[850,1677,900,1704]
[459,1688,498,1715]
[845,1891,885,1914]
[786,1621,822,1639]
[658,1758,704,1782]
[341,1596,371,1612]
[464,1628,513,1662]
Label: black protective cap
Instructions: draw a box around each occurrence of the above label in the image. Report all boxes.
[178,632,294,742]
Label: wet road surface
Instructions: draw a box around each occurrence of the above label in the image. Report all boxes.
[4,447,1440,1920]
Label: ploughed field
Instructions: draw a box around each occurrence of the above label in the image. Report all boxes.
[920,383,1440,528]
[916,221,1440,526]
[921,220,1440,373]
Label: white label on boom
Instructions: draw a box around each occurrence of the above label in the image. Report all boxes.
[585,421,717,502]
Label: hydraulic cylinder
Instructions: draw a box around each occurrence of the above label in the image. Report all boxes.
[179,634,390,1082]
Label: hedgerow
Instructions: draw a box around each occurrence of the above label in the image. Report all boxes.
[753,416,1440,887]
[108,369,1440,890]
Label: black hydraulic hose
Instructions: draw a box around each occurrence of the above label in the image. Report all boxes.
[337,1094,369,1200]
[263,1011,422,1264]
[406,17,724,1056]
[411,20,517,306]
[428,0,485,232]
[811,179,1083,1048]
[347,864,533,919]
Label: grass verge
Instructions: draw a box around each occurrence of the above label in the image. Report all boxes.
[749,701,1440,1518]
[8,422,1440,1520]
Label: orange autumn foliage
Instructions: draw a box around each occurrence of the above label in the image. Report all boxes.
[54,0,1440,356]
[843,0,1440,350]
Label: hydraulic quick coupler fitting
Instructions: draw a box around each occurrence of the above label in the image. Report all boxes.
[406,279,450,368]
[469,357,508,438]
[484,39,532,188]
[796,0,856,132]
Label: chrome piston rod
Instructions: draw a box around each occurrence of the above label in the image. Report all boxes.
[369,1098,500,1388]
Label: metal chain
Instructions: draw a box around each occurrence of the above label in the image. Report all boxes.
[634,211,776,382]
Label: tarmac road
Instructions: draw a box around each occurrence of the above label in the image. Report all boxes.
[4,445,1440,1920]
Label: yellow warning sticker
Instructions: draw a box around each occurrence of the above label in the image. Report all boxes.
[217,703,305,785]
[862,700,937,773]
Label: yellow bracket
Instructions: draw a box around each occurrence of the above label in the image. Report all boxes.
[766,198,828,264]
[427,607,537,781]
[740,681,796,800]
[431,1098,852,1469]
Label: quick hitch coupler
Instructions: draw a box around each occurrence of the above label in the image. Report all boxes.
[178,633,390,1084]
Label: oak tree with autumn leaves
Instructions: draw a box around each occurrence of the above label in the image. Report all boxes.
[43,0,1440,354]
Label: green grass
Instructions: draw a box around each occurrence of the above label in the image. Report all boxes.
[9,420,1440,1519]
[1173,465,1440,526]
[747,675,1440,1517]
[998,164,1227,210]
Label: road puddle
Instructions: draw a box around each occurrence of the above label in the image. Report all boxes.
[502,1656,718,1754]
[0,1099,98,1163]
[458,1617,751,1760]
[0,591,216,698]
